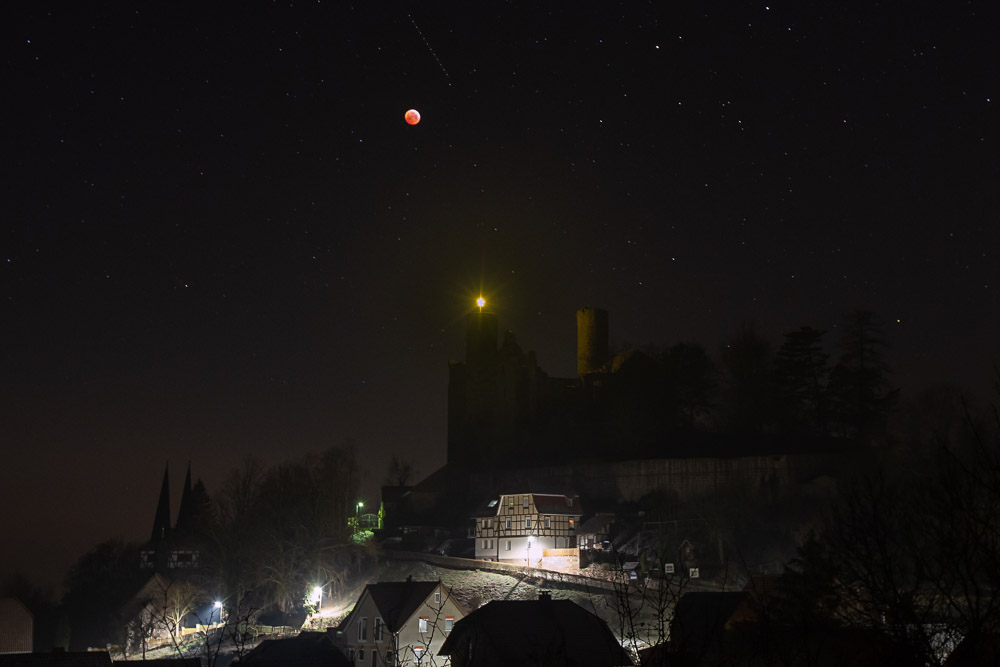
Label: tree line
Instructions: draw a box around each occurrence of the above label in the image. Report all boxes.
[2,445,378,656]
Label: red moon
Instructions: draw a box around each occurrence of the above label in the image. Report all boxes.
[404,109,421,125]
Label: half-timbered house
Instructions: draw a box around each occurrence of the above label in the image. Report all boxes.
[472,492,581,565]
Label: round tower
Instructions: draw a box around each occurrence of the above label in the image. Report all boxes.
[577,307,609,376]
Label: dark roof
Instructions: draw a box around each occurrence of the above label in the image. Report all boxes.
[439,599,631,666]
[235,631,350,667]
[361,580,440,634]
[578,513,615,536]
[671,592,757,657]
[532,494,582,515]
[117,660,202,667]
[0,653,113,667]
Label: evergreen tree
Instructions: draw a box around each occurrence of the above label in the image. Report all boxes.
[662,342,717,428]
[774,326,830,434]
[827,311,899,442]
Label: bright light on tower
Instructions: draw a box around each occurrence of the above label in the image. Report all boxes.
[213,600,223,609]
[476,297,485,311]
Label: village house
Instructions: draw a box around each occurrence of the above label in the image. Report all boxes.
[438,592,631,666]
[336,578,467,666]
[472,492,581,566]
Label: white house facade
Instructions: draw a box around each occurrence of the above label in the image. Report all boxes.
[472,492,582,566]
[337,578,467,666]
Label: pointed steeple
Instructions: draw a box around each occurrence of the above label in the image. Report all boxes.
[175,461,194,533]
[151,463,171,544]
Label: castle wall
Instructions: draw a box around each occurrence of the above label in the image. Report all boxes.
[469,454,793,504]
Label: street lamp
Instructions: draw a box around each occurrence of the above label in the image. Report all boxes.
[310,586,323,610]
[356,501,364,533]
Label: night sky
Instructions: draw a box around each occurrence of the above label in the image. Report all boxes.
[3,2,996,587]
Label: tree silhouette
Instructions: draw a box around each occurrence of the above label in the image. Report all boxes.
[827,311,899,442]
[774,326,830,435]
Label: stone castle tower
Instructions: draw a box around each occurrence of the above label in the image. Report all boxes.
[448,306,615,468]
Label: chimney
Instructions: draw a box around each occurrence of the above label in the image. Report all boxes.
[406,575,413,583]
[538,590,552,602]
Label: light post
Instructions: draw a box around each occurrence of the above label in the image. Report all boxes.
[356,500,364,534]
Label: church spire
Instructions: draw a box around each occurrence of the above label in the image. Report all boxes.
[175,461,194,533]
[150,463,171,544]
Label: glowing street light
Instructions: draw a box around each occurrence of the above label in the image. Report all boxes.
[213,600,223,610]
[476,296,485,312]
[355,500,364,533]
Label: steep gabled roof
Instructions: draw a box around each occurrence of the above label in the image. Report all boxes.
[348,580,454,634]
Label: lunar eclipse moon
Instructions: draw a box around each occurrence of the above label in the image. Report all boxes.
[404,109,421,125]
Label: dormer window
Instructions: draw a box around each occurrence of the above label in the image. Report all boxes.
[523,496,530,509]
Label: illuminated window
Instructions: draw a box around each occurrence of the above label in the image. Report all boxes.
[418,617,428,633]
[569,519,575,528]
[414,646,424,662]
[508,497,514,508]
[445,616,454,632]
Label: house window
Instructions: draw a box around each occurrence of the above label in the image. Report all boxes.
[358,648,365,661]
[545,516,551,529]
[567,498,573,506]
[418,617,428,633]
[569,519,575,528]
[445,616,454,632]
[525,517,531,529]
[374,618,384,641]
[347,648,355,660]
[506,540,512,551]
[434,590,441,604]
[386,650,394,666]
[414,646,424,662]
[505,517,511,530]
[359,617,368,640]
[482,539,488,549]
[523,496,530,509]
[508,497,514,508]
[489,539,494,549]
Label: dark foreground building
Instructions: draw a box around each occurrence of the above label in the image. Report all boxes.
[439,592,631,666]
